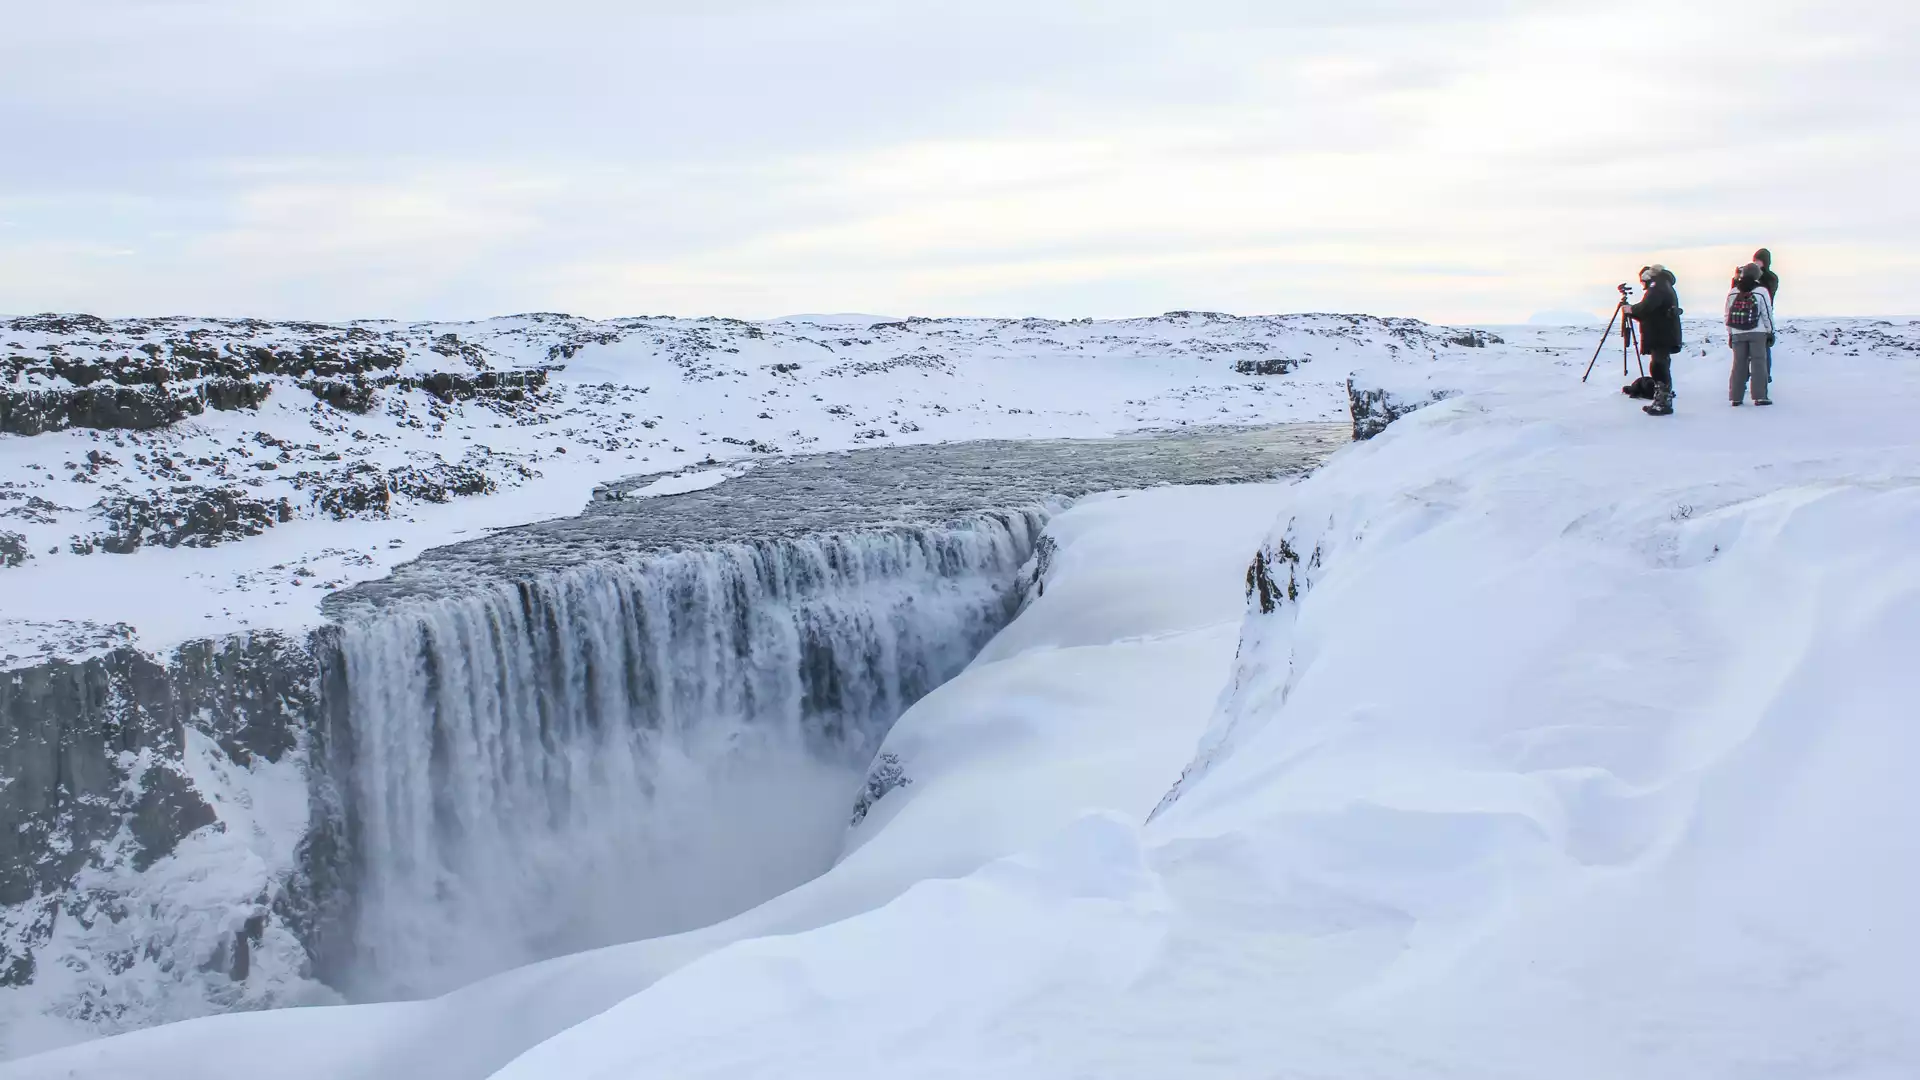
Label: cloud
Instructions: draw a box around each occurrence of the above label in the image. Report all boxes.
[1,0,1913,320]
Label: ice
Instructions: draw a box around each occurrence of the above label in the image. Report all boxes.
[623,466,743,498]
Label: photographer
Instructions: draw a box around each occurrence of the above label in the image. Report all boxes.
[1628,264,1684,416]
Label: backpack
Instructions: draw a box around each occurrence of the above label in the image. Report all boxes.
[1623,375,1658,399]
[1728,291,1761,331]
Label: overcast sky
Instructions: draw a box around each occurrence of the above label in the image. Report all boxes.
[2,0,1913,323]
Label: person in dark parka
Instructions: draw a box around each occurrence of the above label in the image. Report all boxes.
[1629,264,1684,416]
[1753,247,1780,377]
[1752,248,1779,301]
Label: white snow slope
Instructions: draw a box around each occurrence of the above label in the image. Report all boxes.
[9,315,1920,1079]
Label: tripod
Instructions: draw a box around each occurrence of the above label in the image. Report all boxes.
[1581,285,1646,383]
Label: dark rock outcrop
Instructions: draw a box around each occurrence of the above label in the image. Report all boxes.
[1244,535,1315,615]
[0,531,27,569]
[1233,357,1298,376]
[309,464,394,519]
[405,369,547,403]
[850,752,911,826]
[0,634,316,987]
[1346,377,1460,441]
[388,460,495,503]
[72,488,294,554]
[4,315,550,435]
[302,378,380,414]
[301,370,550,414]
[285,631,356,991]
[299,452,522,520]
[1,318,407,388]
[0,385,206,436]
[203,378,272,411]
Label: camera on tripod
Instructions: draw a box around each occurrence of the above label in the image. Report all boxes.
[1582,282,1645,383]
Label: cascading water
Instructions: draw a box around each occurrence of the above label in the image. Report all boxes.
[325,512,1044,1000]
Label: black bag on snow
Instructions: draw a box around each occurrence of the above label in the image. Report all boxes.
[1623,375,1658,399]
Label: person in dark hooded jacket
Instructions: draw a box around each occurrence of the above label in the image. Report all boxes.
[1752,247,1780,377]
[1752,248,1779,302]
[1628,264,1684,415]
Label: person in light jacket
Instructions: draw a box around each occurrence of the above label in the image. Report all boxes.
[1725,262,1776,406]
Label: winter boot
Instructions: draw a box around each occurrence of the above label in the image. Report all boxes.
[1643,383,1674,416]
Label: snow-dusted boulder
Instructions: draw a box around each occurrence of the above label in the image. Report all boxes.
[1344,375,1460,440]
[0,533,25,570]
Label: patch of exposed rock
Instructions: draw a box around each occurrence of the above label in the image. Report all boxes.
[0,531,27,569]
[0,634,318,1008]
[1346,377,1460,441]
[1,385,206,437]
[1233,357,1298,375]
[298,369,549,416]
[296,449,537,520]
[70,489,296,554]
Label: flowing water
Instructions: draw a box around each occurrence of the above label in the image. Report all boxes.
[319,424,1345,999]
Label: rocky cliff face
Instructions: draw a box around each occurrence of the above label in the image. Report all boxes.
[1345,376,1461,441]
[0,634,329,1051]
[0,384,212,438]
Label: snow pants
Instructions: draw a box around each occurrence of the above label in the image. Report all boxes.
[1648,351,1673,389]
[1729,334,1770,403]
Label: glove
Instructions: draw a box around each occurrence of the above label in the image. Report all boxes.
[1767,333,1776,346]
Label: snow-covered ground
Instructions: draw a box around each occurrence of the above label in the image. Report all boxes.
[11,316,1918,1078]
[1,310,1487,664]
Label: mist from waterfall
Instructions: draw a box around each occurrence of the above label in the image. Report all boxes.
[327,512,1045,1001]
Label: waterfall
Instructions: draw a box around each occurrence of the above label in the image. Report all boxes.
[324,511,1045,1000]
